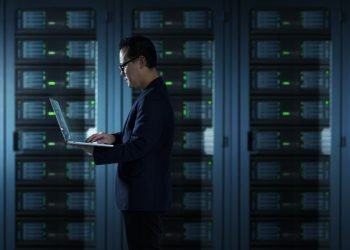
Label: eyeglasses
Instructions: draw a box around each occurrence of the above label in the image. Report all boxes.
[119,57,139,74]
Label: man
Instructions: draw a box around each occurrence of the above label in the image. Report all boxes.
[79,36,174,250]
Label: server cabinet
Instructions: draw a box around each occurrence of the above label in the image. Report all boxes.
[121,1,225,249]
[239,1,341,250]
[4,2,109,250]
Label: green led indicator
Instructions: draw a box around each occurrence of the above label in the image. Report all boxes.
[48,111,55,116]
[208,100,212,105]
[48,51,56,55]
[48,172,56,176]
[165,81,173,86]
[325,70,329,75]
[183,74,188,80]
[282,142,290,147]
[208,161,212,165]
[48,81,56,86]
[282,81,291,86]
[282,111,290,116]
[325,100,329,105]
[282,21,291,25]
[91,161,95,165]
[183,108,187,117]
[48,21,56,26]
[48,142,56,146]
[282,51,290,56]
[165,51,173,55]
[208,70,212,75]
[90,100,95,105]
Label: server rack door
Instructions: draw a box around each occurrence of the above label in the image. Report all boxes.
[121,1,225,249]
[4,1,109,250]
[0,0,5,248]
[239,1,341,250]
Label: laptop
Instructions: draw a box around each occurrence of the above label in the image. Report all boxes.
[49,98,113,147]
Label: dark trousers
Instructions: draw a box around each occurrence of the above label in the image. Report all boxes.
[123,211,163,250]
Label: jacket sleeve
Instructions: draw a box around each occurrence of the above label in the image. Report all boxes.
[112,132,123,144]
[93,96,164,165]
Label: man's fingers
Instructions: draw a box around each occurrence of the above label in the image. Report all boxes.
[86,133,108,143]
[86,134,101,142]
[85,133,114,144]
[95,136,106,143]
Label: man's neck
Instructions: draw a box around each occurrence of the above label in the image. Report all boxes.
[140,69,158,90]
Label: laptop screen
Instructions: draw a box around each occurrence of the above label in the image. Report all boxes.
[49,98,71,141]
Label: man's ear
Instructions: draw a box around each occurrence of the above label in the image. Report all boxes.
[139,56,147,68]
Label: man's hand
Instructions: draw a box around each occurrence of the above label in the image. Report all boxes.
[85,132,115,144]
[72,132,115,155]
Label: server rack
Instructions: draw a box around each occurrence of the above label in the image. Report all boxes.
[4,2,109,249]
[126,5,218,250]
[249,8,331,249]
[238,2,342,249]
[15,8,97,250]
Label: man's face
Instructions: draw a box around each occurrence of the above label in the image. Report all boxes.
[119,48,140,88]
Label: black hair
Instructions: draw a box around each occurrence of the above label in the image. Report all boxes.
[119,36,157,68]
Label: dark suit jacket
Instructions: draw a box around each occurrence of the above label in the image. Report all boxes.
[93,77,174,212]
